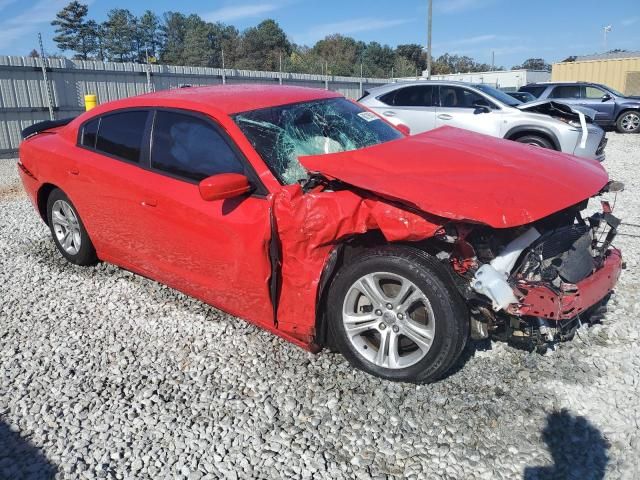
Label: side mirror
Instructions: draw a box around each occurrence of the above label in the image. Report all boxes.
[601,93,612,102]
[396,123,411,135]
[473,103,492,113]
[199,173,252,201]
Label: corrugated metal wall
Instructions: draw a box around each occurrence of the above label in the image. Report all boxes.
[552,57,640,94]
[0,55,389,155]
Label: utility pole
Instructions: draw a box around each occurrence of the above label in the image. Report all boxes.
[38,33,55,121]
[603,25,612,52]
[491,51,495,71]
[279,52,283,85]
[221,48,226,85]
[426,0,433,79]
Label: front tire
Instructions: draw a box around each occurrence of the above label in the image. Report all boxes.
[514,134,554,149]
[327,246,468,384]
[616,111,640,133]
[46,188,97,266]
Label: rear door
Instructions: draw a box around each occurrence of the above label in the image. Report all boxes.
[73,109,154,262]
[138,109,274,324]
[371,85,437,134]
[434,85,502,137]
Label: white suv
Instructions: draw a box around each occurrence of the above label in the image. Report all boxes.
[359,81,607,162]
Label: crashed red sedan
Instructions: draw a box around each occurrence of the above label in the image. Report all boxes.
[18,85,623,383]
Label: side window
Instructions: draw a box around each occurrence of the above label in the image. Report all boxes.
[95,111,148,163]
[439,86,494,108]
[520,86,546,98]
[81,118,99,148]
[391,86,435,107]
[151,111,243,182]
[584,86,606,99]
[549,85,581,99]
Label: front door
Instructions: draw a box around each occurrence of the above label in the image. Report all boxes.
[137,109,274,325]
[580,85,616,124]
[434,86,502,137]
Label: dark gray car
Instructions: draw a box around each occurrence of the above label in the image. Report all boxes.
[520,82,640,133]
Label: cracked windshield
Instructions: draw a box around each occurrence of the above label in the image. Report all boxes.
[234,98,402,184]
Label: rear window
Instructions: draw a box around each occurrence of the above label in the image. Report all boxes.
[549,85,581,99]
[81,118,99,148]
[382,85,435,107]
[95,111,149,163]
[519,85,547,98]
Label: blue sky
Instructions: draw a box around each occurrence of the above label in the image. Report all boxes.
[0,0,638,68]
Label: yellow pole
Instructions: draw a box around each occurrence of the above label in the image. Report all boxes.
[84,94,97,111]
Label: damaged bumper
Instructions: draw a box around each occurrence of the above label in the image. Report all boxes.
[507,248,623,320]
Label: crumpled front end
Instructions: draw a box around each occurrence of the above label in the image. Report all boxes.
[446,184,624,347]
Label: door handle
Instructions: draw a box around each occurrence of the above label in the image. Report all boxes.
[141,199,157,207]
[383,111,396,117]
[68,167,79,175]
[437,114,453,120]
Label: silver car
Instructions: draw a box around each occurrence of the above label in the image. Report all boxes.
[359,81,606,161]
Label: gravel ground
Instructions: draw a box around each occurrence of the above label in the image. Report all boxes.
[1,134,639,480]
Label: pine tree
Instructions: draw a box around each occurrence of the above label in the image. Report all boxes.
[102,9,137,62]
[51,1,98,59]
[137,10,161,61]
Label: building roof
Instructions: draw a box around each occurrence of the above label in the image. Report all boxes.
[135,84,341,114]
[575,51,640,61]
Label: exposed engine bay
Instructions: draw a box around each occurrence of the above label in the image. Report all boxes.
[440,181,625,351]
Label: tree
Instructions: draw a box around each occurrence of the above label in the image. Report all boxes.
[181,15,215,67]
[28,49,40,58]
[312,35,363,76]
[102,9,137,62]
[512,58,551,72]
[361,42,395,77]
[396,44,427,72]
[51,1,98,59]
[137,10,161,61]
[236,19,291,71]
[160,12,188,65]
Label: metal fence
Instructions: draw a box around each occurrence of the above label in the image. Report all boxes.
[0,55,391,156]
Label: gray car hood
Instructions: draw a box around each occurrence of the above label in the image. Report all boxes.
[516,99,597,122]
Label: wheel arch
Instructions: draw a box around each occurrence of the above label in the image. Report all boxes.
[504,125,561,150]
[313,233,455,348]
[37,183,58,225]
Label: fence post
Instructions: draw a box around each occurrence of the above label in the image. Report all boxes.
[38,33,55,121]
[325,61,329,90]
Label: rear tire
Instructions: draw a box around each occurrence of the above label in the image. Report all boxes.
[514,134,554,149]
[46,188,97,266]
[326,246,468,384]
[616,111,640,133]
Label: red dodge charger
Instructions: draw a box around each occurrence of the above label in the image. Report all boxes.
[18,85,623,383]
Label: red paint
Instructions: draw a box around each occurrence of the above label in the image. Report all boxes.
[17,85,619,352]
[300,126,609,228]
[509,249,623,320]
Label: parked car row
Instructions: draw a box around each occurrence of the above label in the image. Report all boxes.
[18,84,624,383]
[359,81,607,161]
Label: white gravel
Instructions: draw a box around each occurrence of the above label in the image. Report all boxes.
[1,134,639,479]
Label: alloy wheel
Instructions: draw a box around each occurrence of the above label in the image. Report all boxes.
[51,199,82,255]
[621,112,640,132]
[342,272,436,369]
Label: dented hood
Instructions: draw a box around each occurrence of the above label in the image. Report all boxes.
[299,127,609,228]
[516,99,597,121]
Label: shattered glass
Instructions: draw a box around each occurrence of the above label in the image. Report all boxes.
[234,98,402,185]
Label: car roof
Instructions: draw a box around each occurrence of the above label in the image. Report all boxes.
[364,80,485,95]
[93,84,343,115]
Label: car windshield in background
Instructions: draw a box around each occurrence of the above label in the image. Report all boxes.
[601,85,626,97]
[234,98,403,185]
[474,84,522,107]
